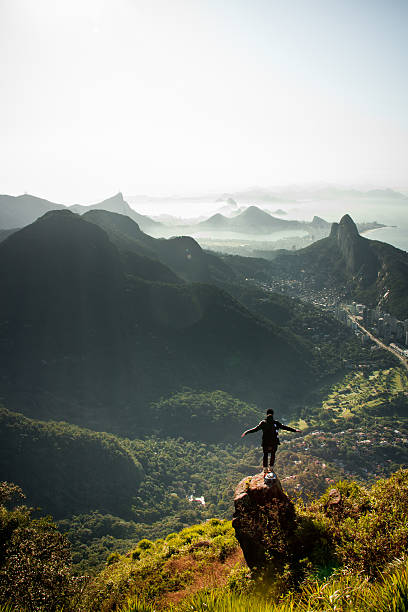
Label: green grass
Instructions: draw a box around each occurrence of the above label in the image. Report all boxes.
[321,367,407,419]
[118,558,408,611]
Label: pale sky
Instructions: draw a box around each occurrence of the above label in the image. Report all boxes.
[1,0,407,203]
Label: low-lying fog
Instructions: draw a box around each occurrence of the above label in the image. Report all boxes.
[127,191,408,254]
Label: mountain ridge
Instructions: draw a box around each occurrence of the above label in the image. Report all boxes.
[0,191,159,232]
[0,209,313,432]
[273,214,408,318]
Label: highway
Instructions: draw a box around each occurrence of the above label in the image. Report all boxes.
[345,309,408,372]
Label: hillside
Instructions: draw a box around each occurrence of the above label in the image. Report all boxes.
[0,210,313,431]
[0,364,406,576]
[0,407,143,518]
[273,214,408,318]
[222,214,408,319]
[3,469,408,611]
[62,471,408,610]
[83,209,234,283]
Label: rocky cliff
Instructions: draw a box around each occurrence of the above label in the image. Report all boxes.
[232,472,296,570]
[330,214,378,281]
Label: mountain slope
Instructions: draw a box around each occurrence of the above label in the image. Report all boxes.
[274,215,408,318]
[69,192,160,232]
[0,210,313,432]
[0,193,65,228]
[0,191,159,233]
[83,209,234,283]
[0,407,143,518]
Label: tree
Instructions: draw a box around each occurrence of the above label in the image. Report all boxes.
[0,481,77,611]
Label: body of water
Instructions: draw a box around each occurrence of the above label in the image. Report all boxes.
[362,226,408,252]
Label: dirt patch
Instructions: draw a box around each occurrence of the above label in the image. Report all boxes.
[163,548,245,606]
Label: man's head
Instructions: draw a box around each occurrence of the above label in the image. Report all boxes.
[266,409,274,416]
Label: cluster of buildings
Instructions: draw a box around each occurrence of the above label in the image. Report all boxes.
[336,302,408,353]
[260,277,345,311]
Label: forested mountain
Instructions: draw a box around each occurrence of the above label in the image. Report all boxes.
[0,210,313,433]
[0,407,143,518]
[272,214,408,318]
[83,209,234,283]
[221,214,408,319]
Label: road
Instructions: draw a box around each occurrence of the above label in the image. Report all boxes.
[345,309,408,372]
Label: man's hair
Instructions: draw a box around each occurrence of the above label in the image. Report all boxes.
[266,409,274,415]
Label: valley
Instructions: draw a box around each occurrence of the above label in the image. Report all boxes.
[0,197,407,609]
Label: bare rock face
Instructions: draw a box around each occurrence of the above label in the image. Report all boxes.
[329,214,378,281]
[232,472,296,570]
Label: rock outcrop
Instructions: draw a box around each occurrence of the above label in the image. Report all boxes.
[329,214,378,280]
[232,472,296,570]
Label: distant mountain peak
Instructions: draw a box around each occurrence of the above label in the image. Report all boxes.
[107,191,124,202]
[241,205,271,219]
[330,222,339,238]
[311,215,329,227]
[330,214,359,241]
[339,214,359,236]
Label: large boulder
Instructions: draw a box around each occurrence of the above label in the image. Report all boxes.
[232,472,296,570]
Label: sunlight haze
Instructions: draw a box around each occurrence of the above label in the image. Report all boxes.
[1,0,407,202]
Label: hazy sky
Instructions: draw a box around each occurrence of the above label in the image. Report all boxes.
[1,0,407,203]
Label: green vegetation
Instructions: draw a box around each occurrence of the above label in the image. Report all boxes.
[148,390,260,441]
[80,469,408,611]
[2,471,408,611]
[80,518,239,611]
[216,282,396,386]
[0,482,75,611]
[0,209,315,434]
[141,560,408,611]
[321,367,408,418]
[227,214,408,320]
[1,366,406,574]
[0,407,143,519]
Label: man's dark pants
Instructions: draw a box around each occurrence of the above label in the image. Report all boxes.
[263,445,277,468]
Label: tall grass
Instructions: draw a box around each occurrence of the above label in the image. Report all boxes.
[120,558,408,612]
[366,559,408,612]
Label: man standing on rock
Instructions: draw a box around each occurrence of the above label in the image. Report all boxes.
[241,409,300,474]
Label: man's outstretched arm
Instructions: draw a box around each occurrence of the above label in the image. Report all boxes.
[241,423,262,438]
[277,422,300,433]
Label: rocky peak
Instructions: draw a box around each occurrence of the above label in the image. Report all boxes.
[329,221,339,239]
[338,214,359,238]
[232,472,296,569]
[311,215,329,227]
[328,214,373,275]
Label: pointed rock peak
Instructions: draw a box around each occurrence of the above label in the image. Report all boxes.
[312,215,329,225]
[111,192,124,202]
[99,192,125,205]
[339,214,359,237]
[330,222,339,238]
